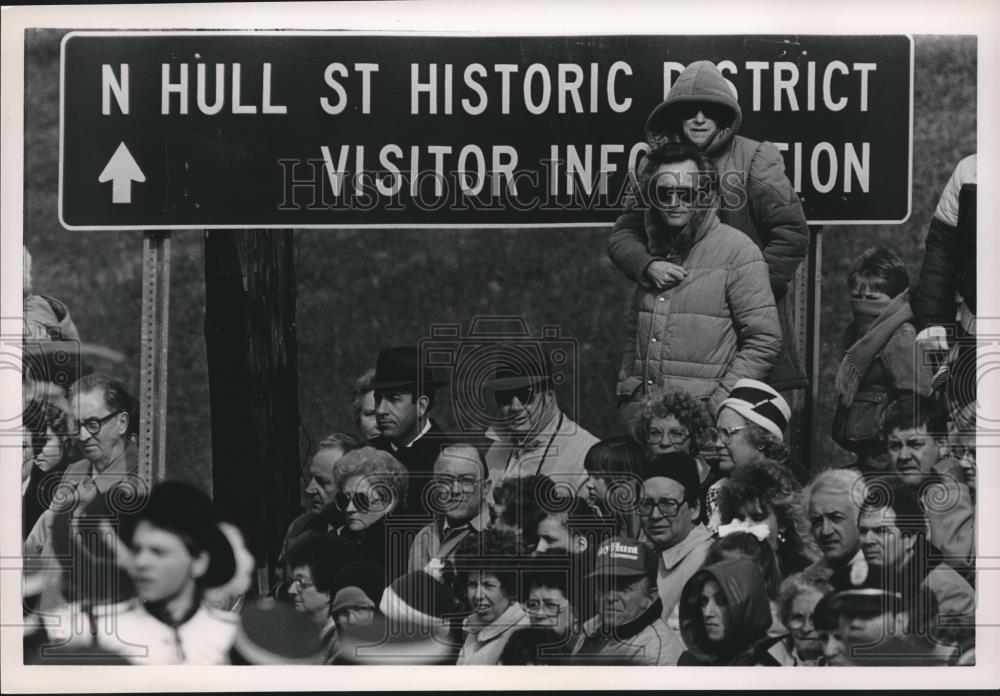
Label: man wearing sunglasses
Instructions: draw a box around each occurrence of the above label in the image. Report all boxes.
[637,453,713,635]
[615,140,781,426]
[483,346,597,497]
[369,346,450,514]
[24,373,140,609]
[609,59,809,397]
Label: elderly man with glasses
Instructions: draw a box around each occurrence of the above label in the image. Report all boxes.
[24,373,141,610]
[637,452,713,639]
[406,444,491,574]
[24,374,138,556]
[483,345,598,497]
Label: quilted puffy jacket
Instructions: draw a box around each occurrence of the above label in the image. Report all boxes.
[610,60,809,390]
[617,206,782,416]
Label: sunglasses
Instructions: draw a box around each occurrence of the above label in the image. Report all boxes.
[494,386,535,407]
[676,102,729,123]
[334,491,382,513]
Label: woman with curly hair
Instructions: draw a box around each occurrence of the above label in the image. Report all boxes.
[452,529,530,664]
[634,389,718,526]
[331,446,409,581]
[716,461,819,578]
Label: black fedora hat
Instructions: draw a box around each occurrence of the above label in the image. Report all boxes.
[369,346,445,392]
[482,344,553,391]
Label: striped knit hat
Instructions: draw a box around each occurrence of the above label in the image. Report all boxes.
[716,379,790,441]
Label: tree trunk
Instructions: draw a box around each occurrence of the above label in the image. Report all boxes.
[204,229,299,581]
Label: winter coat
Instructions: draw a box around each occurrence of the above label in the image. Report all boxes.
[609,60,809,390]
[457,602,530,665]
[678,557,779,666]
[912,154,977,330]
[47,599,238,665]
[832,291,934,460]
[577,598,684,665]
[923,458,976,575]
[617,206,782,416]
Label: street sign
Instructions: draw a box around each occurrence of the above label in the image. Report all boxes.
[60,32,912,229]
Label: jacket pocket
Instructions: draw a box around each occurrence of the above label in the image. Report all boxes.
[832,388,890,446]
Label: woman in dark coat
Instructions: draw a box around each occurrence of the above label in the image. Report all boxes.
[678,557,783,666]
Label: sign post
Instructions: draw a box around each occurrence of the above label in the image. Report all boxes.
[137,231,170,487]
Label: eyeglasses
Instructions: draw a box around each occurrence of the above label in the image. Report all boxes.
[494,386,535,407]
[433,474,480,491]
[334,491,380,513]
[787,614,814,631]
[645,427,690,446]
[77,410,122,436]
[289,576,315,590]
[637,496,684,518]
[706,426,746,443]
[524,599,566,617]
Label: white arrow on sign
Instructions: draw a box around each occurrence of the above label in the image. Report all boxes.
[98,142,146,204]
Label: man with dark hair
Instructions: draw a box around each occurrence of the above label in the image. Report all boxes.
[857,476,974,653]
[637,452,713,632]
[616,141,782,424]
[483,345,597,496]
[369,346,450,514]
[407,444,491,573]
[576,537,683,665]
[881,393,974,571]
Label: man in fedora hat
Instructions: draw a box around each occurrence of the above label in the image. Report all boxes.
[483,345,597,496]
[369,346,451,514]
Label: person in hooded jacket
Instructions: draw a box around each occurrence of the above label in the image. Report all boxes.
[609,60,809,396]
[616,141,782,422]
[678,556,783,666]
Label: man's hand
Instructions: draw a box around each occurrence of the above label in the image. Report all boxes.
[645,261,688,290]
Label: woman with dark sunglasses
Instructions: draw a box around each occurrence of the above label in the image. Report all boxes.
[330,447,409,580]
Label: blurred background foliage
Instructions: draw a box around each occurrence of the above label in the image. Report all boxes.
[23,31,976,491]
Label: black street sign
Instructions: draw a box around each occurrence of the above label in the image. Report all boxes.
[60,32,912,229]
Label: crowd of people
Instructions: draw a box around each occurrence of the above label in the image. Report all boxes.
[20,61,977,667]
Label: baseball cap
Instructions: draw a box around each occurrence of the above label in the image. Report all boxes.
[586,537,656,579]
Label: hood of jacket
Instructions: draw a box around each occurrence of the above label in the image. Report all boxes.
[679,557,772,664]
[645,61,742,157]
[24,294,80,342]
